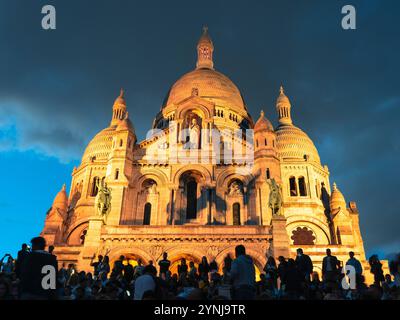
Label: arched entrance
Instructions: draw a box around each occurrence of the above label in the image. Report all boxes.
[176,170,207,224]
[169,253,202,276]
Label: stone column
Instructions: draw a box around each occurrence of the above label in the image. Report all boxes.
[270,216,290,258]
[169,188,175,225]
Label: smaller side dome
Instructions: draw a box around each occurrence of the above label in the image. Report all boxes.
[52,184,68,213]
[330,182,346,211]
[254,110,274,132]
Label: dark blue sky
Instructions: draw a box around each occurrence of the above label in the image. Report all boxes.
[0,0,399,258]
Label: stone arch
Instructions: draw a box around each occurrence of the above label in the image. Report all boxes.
[107,245,154,266]
[133,169,168,188]
[286,219,331,245]
[216,169,254,191]
[66,221,89,245]
[176,102,213,120]
[215,245,267,274]
[173,165,212,186]
[164,246,205,274]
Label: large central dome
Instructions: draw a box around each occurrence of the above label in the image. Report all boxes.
[162,27,248,116]
[163,68,247,113]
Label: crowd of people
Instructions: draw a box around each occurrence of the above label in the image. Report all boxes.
[0,237,399,300]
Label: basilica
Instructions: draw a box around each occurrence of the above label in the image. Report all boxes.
[41,27,369,278]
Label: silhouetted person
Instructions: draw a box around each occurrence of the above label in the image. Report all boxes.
[277,256,288,289]
[90,255,103,279]
[147,260,157,276]
[134,265,156,300]
[322,249,340,284]
[134,259,144,276]
[123,262,134,283]
[20,237,58,300]
[295,248,313,282]
[224,254,232,272]
[98,256,110,281]
[198,256,210,280]
[158,252,171,276]
[15,243,29,278]
[230,245,256,300]
[111,255,125,278]
[369,255,384,287]
[48,245,55,255]
[263,256,278,290]
[178,258,188,282]
[284,258,302,299]
[346,251,363,287]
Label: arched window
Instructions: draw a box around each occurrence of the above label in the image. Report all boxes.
[256,140,259,148]
[233,203,241,225]
[298,177,307,196]
[115,169,119,180]
[266,168,271,179]
[119,139,123,147]
[91,177,100,197]
[289,176,298,196]
[186,180,197,220]
[143,203,151,225]
[264,138,267,146]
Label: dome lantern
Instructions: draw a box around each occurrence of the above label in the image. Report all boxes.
[196,26,214,70]
[111,88,127,126]
[276,85,292,125]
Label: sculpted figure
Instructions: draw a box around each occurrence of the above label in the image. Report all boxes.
[229,180,243,196]
[267,178,283,216]
[189,118,201,149]
[95,179,112,217]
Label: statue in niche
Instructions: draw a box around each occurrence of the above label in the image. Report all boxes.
[266,178,283,216]
[228,180,243,196]
[95,179,112,217]
[189,117,201,149]
[144,181,157,194]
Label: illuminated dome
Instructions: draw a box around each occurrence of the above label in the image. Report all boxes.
[162,27,248,115]
[81,127,115,163]
[52,184,68,212]
[330,182,346,211]
[163,68,247,113]
[276,124,321,163]
[274,86,321,164]
[254,110,273,132]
